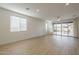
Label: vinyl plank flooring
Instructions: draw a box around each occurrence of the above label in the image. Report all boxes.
[0,35,79,55]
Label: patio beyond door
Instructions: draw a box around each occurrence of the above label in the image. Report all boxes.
[53,23,74,36]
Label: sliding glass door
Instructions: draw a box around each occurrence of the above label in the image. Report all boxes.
[62,24,68,36]
[56,24,61,35]
[53,24,57,34]
[53,23,74,36]
[68,23,74,36]
[53,24,62,35]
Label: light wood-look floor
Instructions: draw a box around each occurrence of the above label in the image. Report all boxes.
[0,35,79,55]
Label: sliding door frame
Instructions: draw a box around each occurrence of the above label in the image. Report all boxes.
[53,22,74,37]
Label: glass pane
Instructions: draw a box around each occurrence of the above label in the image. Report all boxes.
[10,16,20,32]
[53,24,57,34]
[62,24,68,36]
[56,24,61,35]
[68,23,74,36]
[20,18,27,31]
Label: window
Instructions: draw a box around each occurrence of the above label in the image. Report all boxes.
[10,16,27,32]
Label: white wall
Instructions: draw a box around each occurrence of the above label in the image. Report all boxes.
[73,17,79,38]
[0,8,47,45]
[46,20,53,34]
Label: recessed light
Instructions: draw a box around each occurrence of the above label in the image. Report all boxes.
[36,9,40,12]
[65,3,69,6]
[26,8,30,10]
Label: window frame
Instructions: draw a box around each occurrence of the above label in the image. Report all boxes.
[10,16,27,32]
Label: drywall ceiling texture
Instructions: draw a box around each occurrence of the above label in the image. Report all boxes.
[0,3,79,22]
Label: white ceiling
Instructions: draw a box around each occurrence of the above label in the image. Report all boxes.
[0,3,79,22]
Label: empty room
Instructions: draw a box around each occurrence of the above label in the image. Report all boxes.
[0,3,79,55]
